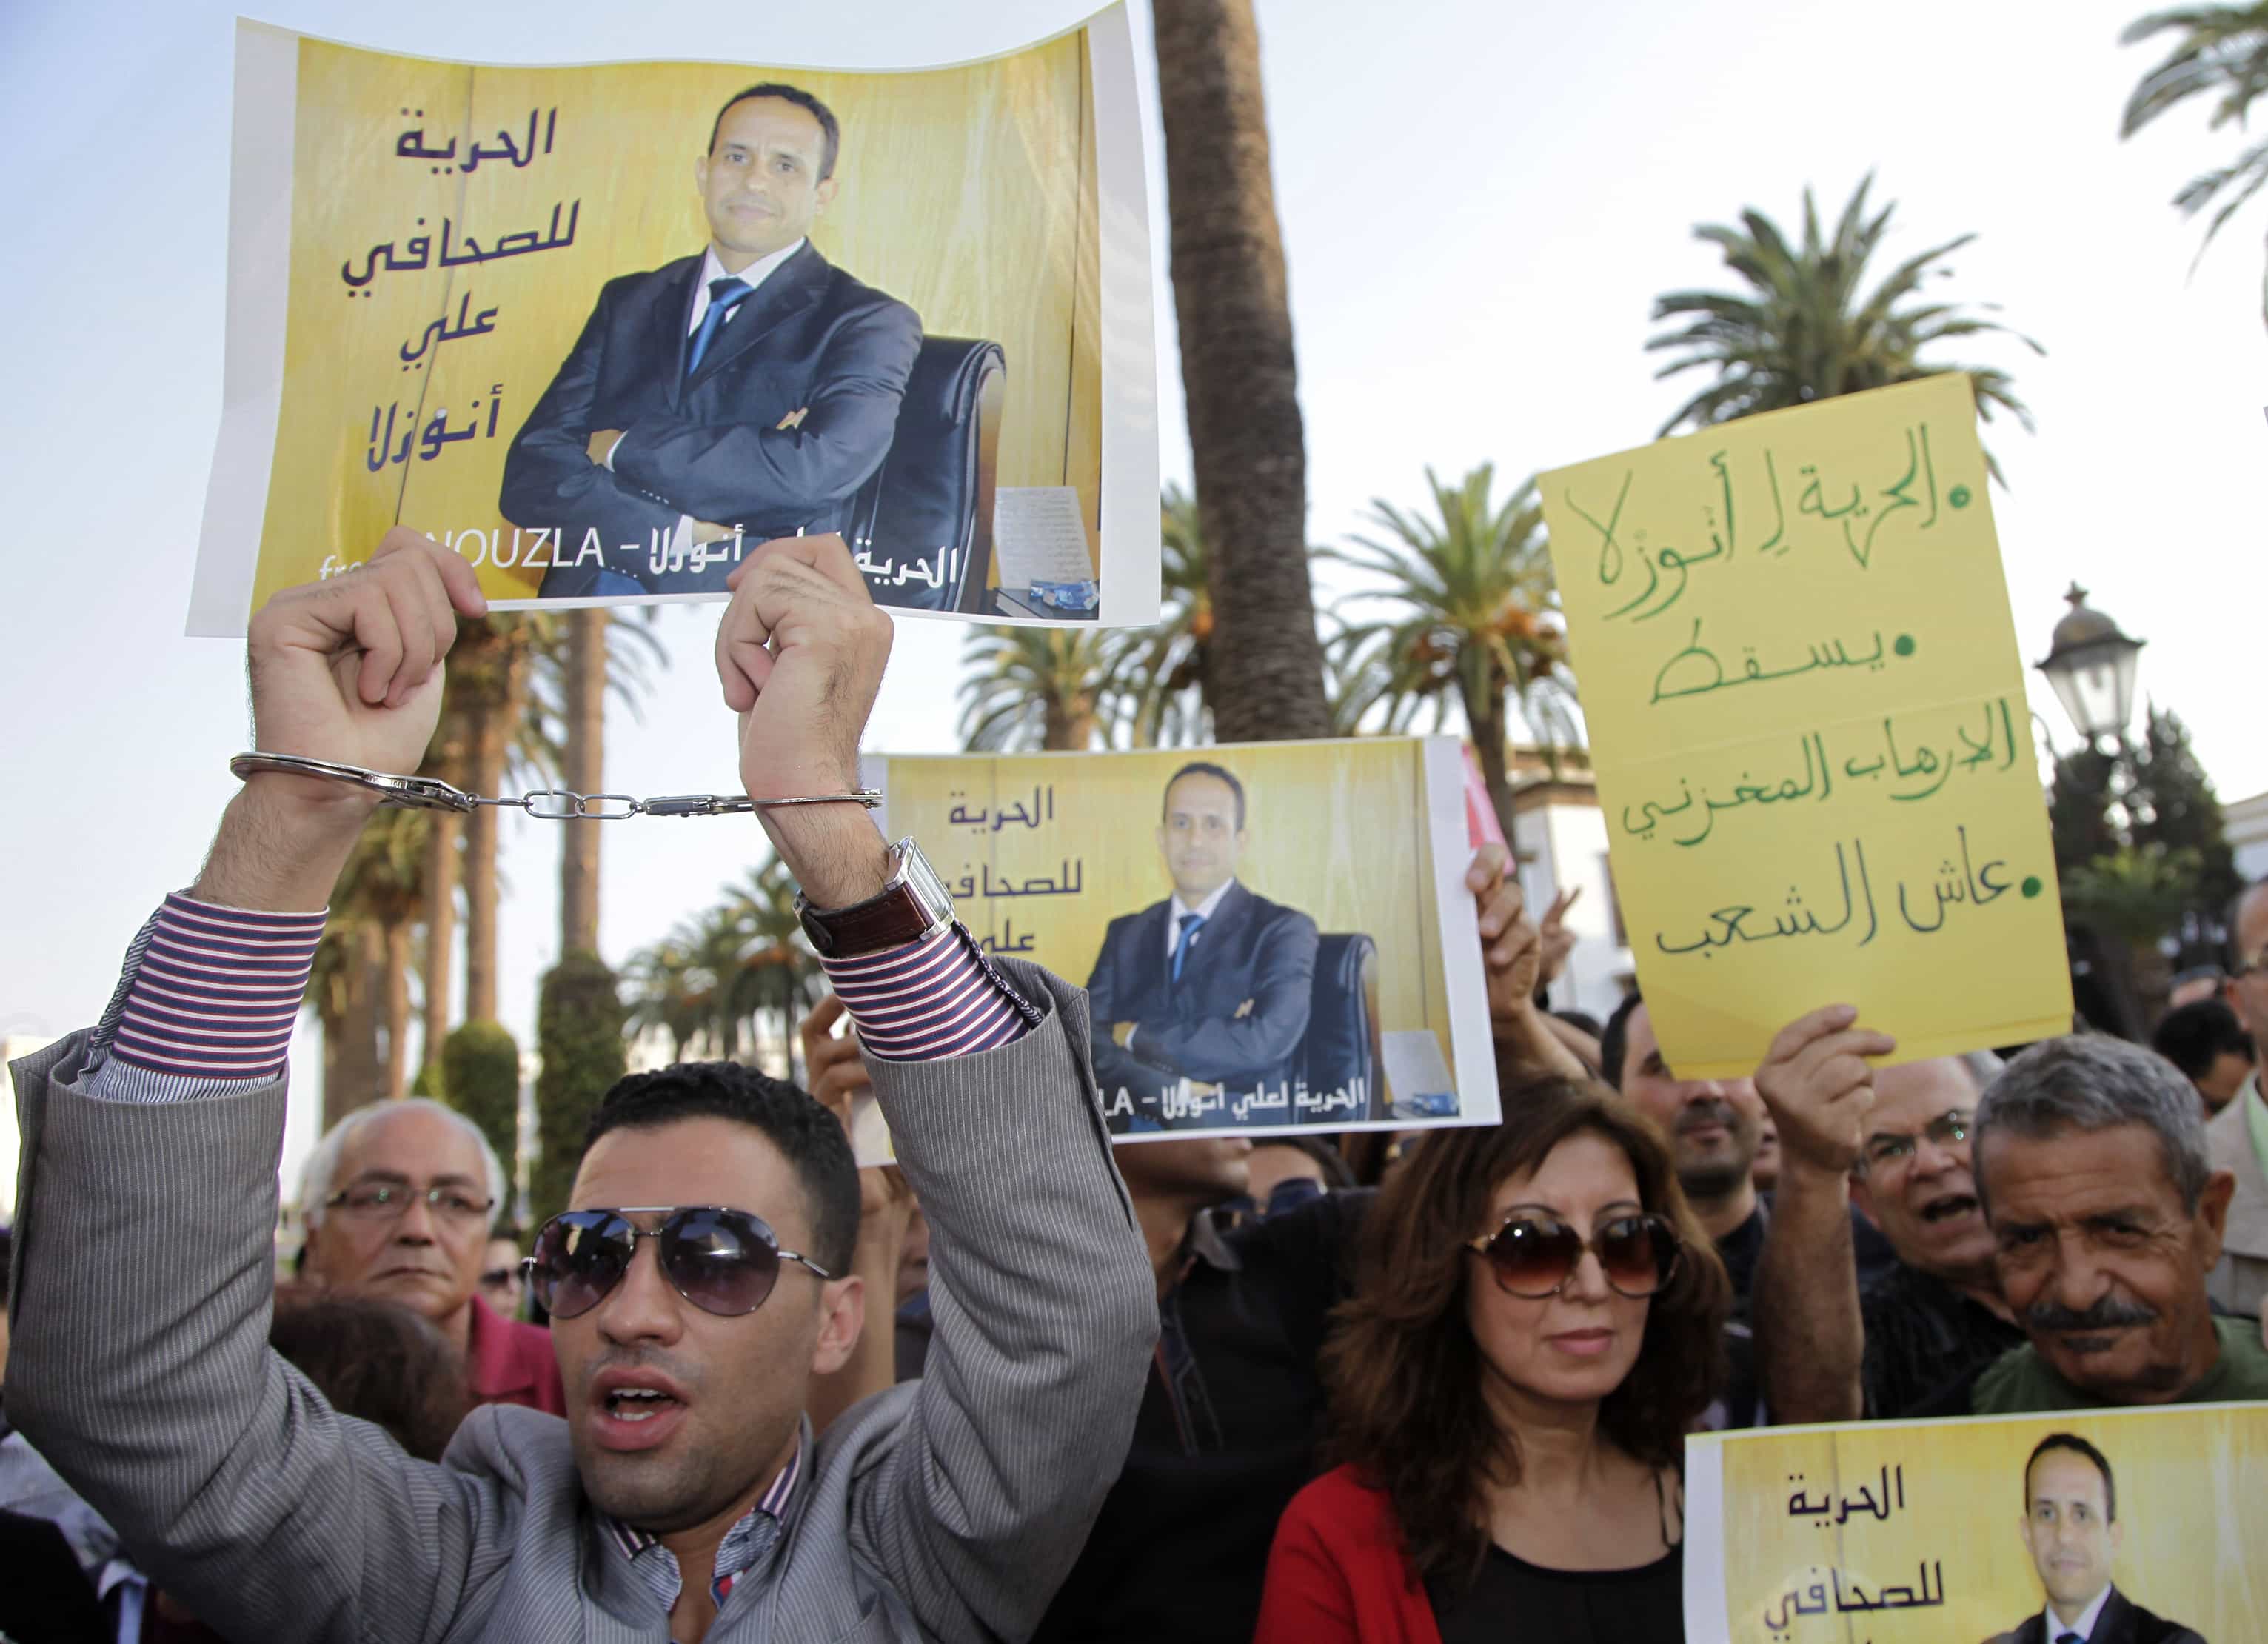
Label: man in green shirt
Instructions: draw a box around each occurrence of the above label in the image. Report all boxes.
[2208,879,2268,1316]
[1927,1033,2268,1415]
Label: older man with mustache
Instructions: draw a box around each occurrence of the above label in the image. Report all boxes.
[1757,1018,2268,1417]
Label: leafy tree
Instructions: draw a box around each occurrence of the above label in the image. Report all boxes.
[1322,464,1577,836]
[530,951,626,1229]
[1647,176,2041,475]
[442,1019,521,1184]
[2120,3,2268,327]
[956,626,1125,752]
[1114,486,1215,747]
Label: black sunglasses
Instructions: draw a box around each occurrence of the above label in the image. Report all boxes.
[1465,1212,1682,1300]
[526,1206,833,1320]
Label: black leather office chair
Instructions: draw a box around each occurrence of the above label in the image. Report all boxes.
[849,336,1006,615]
[1300,932,1382,1123]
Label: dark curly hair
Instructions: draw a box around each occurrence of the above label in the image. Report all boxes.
[585,1060,860,1274]
[269,1286,472,1462]
[1320,1067,1730,1586]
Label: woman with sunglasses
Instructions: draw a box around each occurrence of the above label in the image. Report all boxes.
[1254,1075,1730,1643]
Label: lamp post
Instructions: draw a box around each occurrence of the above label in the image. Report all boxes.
[2034,583,2146,751]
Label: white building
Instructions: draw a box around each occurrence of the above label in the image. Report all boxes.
[1501,748,1633,1028]
[2227,790,2268,886]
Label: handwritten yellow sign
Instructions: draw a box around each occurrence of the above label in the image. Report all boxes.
[1540,375,2071,1077]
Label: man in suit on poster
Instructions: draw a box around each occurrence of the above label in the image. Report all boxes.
[1086,762,1320,1131]
[1983,1433,2204,1644]
[501,82,920,598]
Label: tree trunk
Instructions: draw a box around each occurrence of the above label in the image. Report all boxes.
[1467,685,1516,844]
[420,809,461,1077]
[1046,696,1096,752]
[463,701,506,1024]
[1154,0,1329,744]
[331,926,387,1129]
[382,919,412,1099]
[559,609,608,958]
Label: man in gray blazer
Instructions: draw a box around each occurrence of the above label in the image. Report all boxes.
[4,530,1157,1643]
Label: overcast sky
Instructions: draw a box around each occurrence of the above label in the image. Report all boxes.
[4,0,2260,1188]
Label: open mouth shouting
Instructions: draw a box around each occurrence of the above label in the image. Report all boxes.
[592,1367,693,1452]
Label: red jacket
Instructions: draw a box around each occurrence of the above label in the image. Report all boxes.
[464,1294,567,1416]
[1254,1464,1441,1644]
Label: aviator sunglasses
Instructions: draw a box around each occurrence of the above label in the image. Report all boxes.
[1464,1210,1682,1300]
[525,1206,833,1320]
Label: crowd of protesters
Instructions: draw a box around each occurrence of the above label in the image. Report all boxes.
[4,534,2266,1643]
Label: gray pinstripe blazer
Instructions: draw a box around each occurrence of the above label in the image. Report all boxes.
[5,959,1157,1644]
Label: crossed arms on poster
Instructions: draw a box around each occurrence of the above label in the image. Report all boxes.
[499,251,919,599]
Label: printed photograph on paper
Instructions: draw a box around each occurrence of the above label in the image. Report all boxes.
[191,7,1157,634]
[867,738,1500,1143]
[1684,1403,2267,1642]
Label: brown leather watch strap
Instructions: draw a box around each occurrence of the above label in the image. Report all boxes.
[797,841,954,958]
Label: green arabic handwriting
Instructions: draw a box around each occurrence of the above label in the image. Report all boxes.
[1622,698,2019,846]
[1653,826,2039,958]
[1650,618,1895,704]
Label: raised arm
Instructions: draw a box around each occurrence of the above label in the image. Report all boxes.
[6,535,512,1644]
[712,535,1155,1640]
[612,297,921,527]
[1751,1005,1896,1425]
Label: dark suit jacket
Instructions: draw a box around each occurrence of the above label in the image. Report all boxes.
[499,241,920,596]
[1084,881,1319,1128]
[1984,1587,2207,1644]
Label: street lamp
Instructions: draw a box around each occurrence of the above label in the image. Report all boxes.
[2035,583,2145,749]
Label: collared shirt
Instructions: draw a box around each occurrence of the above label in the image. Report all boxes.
[686,240,806,337]
[2244,1071,2268,1189]
[463,1293,568,1416]
[603,1437,803,1631]
[1163,880,1236,967]
[1859,1259,2027,1420]
[2044,1581,2113,1642]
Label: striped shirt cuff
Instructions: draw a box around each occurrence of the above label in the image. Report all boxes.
[98,893,325,1086]
[820,922,1040,1061]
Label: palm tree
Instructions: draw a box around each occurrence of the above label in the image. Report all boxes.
[623,937,706,1063]
[2120,4,2268,326]
[442,613,549,1025]
[724,858,819,1081]
[1322,465,1577,837]
[308,808,430,1119]
[1152,0,1332,743]
[957,625,1125,752]
[1647,176,2041,472]
[1114,486,1215,747]
[542,609,670,963]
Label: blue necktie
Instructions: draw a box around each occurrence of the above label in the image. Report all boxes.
[2056,1634,2082,1644]
[1171,912,1206,984]
[686,276,753,377]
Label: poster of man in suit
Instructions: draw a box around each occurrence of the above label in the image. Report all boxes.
[499,83,920,599]
[1981,1434,2204,1644]
[1086,761,1322,1132]
[868,737,1499,1144]
[187,8,1159,639]
[1684,1405,2260,1643]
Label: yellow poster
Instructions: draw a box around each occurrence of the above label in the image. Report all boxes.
[1539,375,2071,1078]
[1687,1405,2268,1642]
[869,738,1497,1140]
[190,9,1160,635]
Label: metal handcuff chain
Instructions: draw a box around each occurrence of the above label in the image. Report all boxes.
[230,752,880,821]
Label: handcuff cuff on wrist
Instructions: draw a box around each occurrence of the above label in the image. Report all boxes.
[230,751,952,958]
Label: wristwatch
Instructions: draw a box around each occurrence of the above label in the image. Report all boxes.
[795,838,956,958]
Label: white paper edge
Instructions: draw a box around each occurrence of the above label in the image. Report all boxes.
[1424,734,1498,1128]
[188,20,297,638]
[869,736,1497,1144]
[1682,1434,1730,1643]
[193,6,1160,636]
[1085,0,1162,629]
